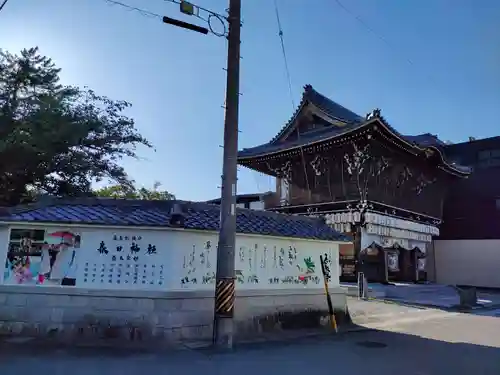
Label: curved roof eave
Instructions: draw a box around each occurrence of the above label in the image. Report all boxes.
[374,121,471,176]
[270,93,309,144]
[239,117,471,177]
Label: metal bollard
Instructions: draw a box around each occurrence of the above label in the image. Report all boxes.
[358,272,367,300]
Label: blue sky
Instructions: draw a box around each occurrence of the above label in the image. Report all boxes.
[1,0,499,201]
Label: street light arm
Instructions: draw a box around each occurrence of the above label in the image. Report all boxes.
[162,16,209,34]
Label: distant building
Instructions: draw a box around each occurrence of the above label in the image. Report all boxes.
[432,136,500,288]
[206,192,275,211]
[440,136,500,240]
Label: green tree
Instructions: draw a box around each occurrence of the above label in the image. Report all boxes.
[94,181,175,200]
[0,47,152,205]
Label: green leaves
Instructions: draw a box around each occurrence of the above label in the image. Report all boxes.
[0,47,153,205]
[93,181,175,200]
[304,257,316,274]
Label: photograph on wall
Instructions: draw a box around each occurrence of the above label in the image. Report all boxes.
[3,228,81,286]
[386,251,399,272]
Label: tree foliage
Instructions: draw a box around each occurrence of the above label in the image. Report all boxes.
[0,47,152,205]
[93,181,175,200]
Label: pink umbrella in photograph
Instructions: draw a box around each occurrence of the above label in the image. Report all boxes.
[47,231,75,246]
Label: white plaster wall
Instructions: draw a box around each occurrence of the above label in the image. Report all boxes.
[172,230,340,291]
[425,241,437,282]
[249,201,265,210]
[360,228,429,252]
[434,239,500,288]
[2,224,341,292]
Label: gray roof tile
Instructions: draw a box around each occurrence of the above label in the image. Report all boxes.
[0,198,349,242]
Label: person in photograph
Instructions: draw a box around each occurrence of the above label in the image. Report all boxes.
[49,243,70,283]
[38,243,52,284]
[61,249,77,286]
[49,243,79,286]
[9,257,34,284]
[73,234,81,248]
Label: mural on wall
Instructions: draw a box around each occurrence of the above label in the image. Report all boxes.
[4,229,81,286]
[182,240,214,286]
[179,238,335,289]
[2,228,339,291]
[83,233,165,287]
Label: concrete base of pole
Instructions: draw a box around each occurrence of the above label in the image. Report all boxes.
[213,316,234,349]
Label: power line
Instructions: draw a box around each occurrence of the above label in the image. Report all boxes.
[104,0,226,37]
[333,0,465,117]
[104,0,162,19]
[273,0,295,111]
[0,0,11,13]
[273,0,311,198]
[333,0,421,76]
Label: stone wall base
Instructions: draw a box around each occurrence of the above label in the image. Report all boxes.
[0,286,348,345]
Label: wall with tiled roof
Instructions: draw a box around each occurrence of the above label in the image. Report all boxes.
[0,198,348,242]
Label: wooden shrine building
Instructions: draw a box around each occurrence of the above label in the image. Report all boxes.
[237,85,471,283]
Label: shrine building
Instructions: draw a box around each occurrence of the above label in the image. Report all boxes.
[238,84,471,283]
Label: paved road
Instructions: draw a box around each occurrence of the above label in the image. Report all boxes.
[1,300,500,375]
[347,282,500,309]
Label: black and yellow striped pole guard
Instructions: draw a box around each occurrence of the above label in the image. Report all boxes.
[320,255,338,332]
[215,277,236,317]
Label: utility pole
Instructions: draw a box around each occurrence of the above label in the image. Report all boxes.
[213,0,241,350]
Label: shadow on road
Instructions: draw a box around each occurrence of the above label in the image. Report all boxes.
[1,324,499,374]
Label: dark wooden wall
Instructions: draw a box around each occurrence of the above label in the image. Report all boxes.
[271,139,450,219]
[440,168,500,239]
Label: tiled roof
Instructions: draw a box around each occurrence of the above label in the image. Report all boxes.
[0,198,349,242]
[270,85,363,144]
[303,85,363,124]
[237,85,470,174]
[238,122,361,158]
[403,133,446,148]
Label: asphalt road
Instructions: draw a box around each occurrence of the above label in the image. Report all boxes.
[1,301,499,375]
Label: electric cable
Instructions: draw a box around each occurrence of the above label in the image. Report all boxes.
[333,0,445,95]
[104,0,227,37]
[0,0,11,14]
[273,0,311,202]
[104,0,162,19]
[273,0,295,111]
[334,0,415,66]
